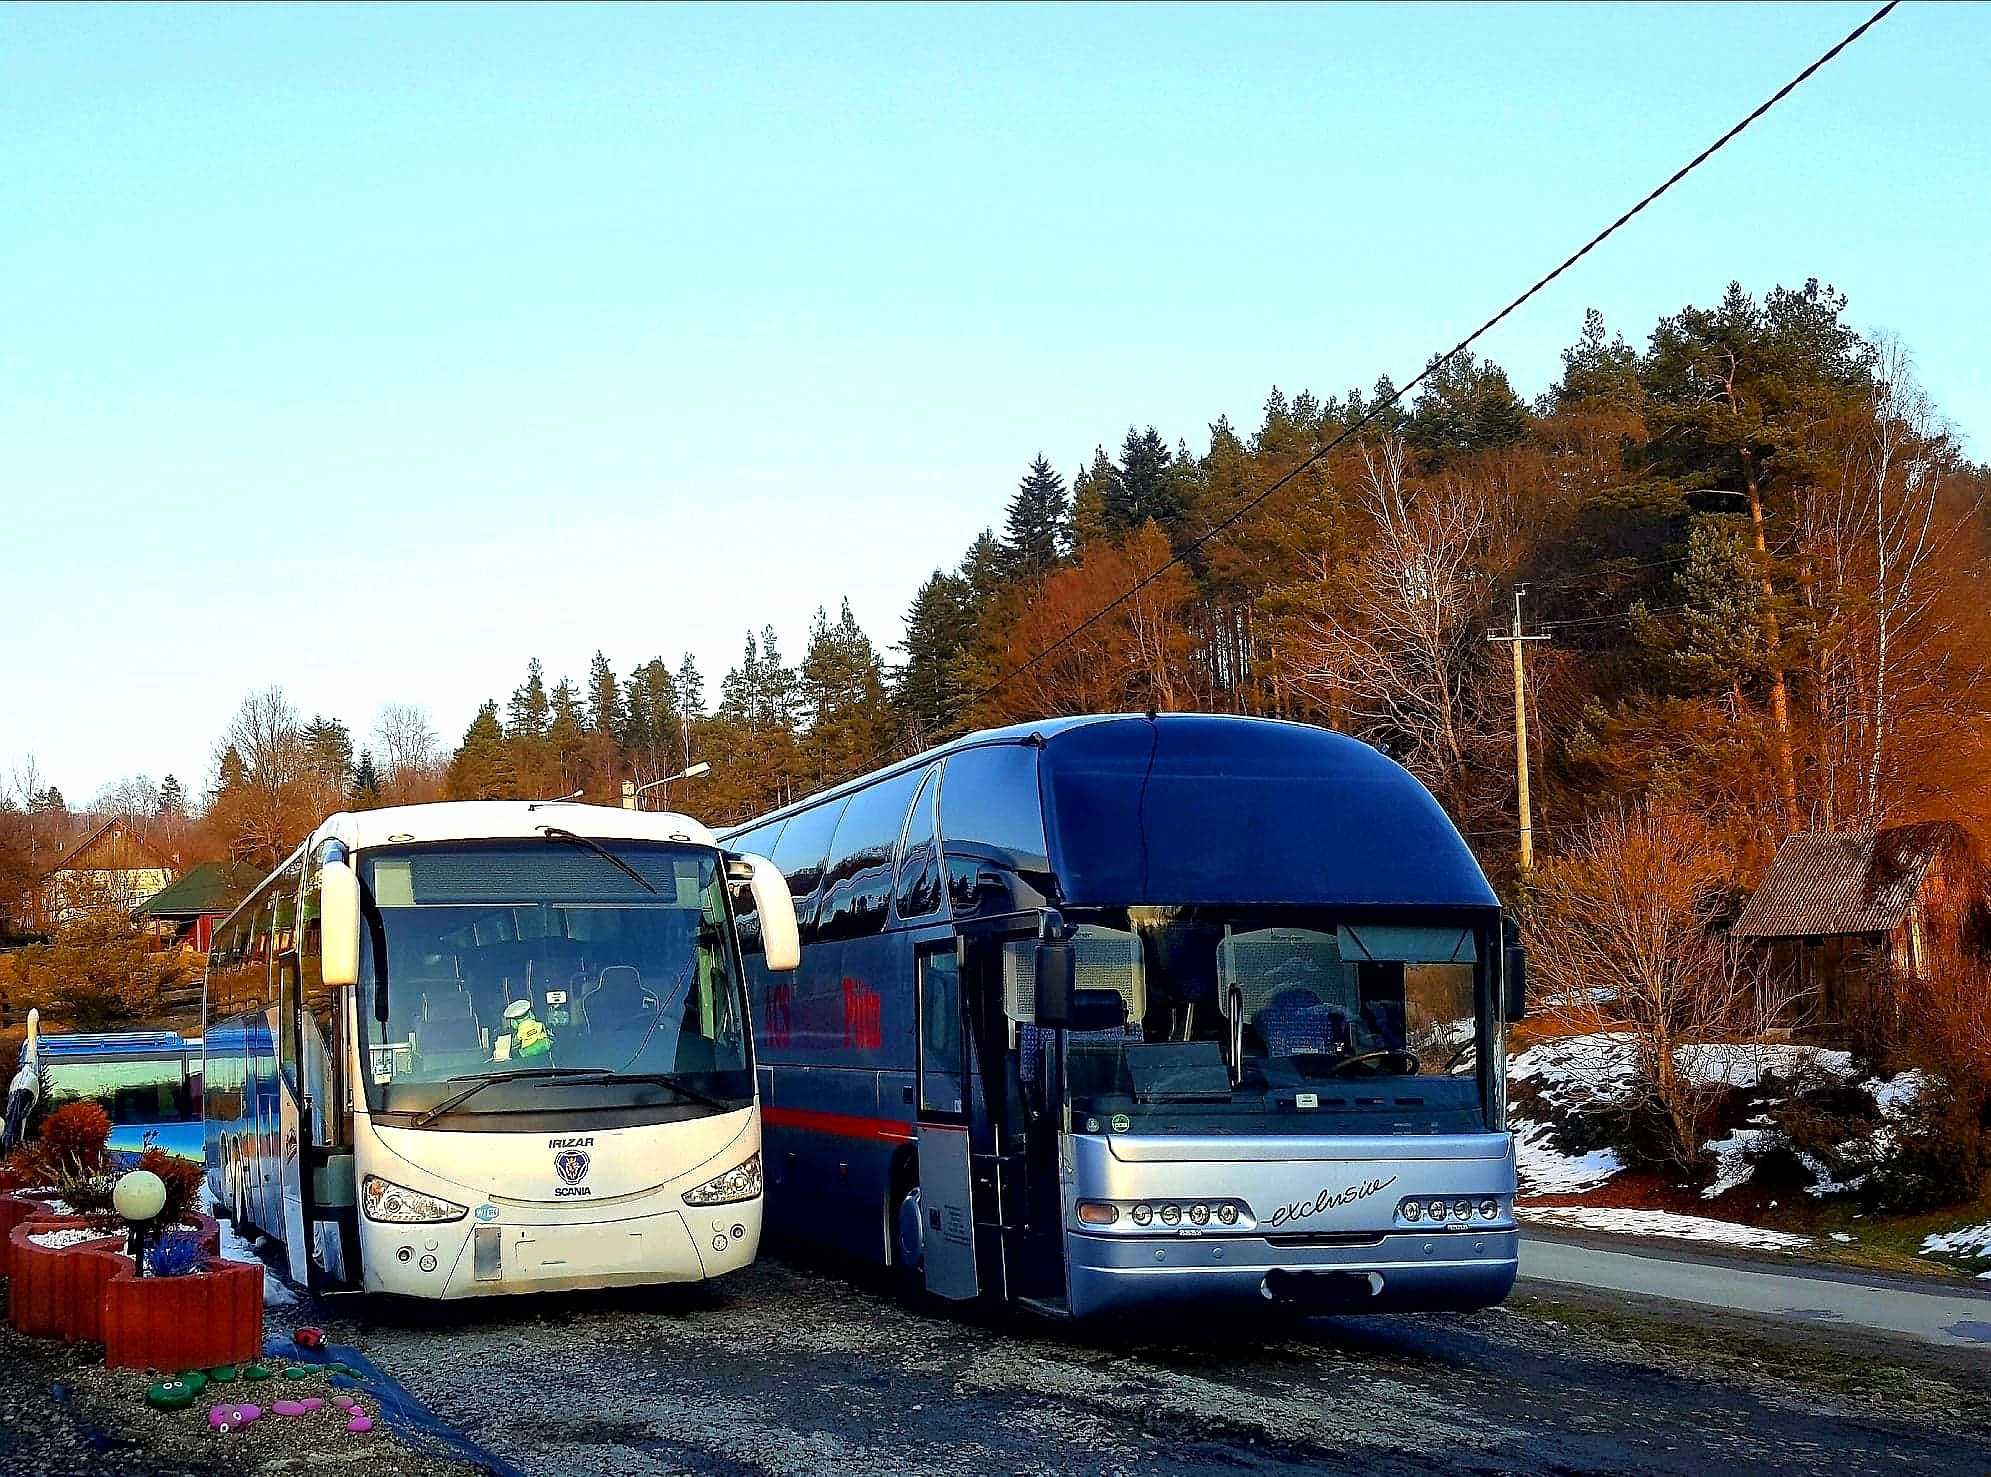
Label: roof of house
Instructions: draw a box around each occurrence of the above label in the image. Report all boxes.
[47,816,172,875]
[134,859,261,920]
[1735,821,1970,939]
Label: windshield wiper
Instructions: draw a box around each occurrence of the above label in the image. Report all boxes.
[536,826,657,894]
[592,1071,734,1112]
[411,1066,609,1127]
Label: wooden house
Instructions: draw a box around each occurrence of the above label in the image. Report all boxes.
[37,817,176,927]
[1735,822,1991,1035]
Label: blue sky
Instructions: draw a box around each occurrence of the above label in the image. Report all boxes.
[3,2,1984,803]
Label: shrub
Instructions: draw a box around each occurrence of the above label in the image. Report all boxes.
[36,1101,112,1180]
[1863,1085,1990,1214]
[133,1148,205,1226]
[60,1167,119,1216]
[144,1231,207,1278]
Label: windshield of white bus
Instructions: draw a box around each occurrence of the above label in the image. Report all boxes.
[1036,906,1492,1130]
[355,840,750,1118]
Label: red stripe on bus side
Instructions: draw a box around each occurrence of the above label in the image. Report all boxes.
[761,1105,915,1144]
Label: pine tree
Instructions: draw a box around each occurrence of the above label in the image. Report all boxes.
[156,775,186,819]
[621,657,682,779]
[1071,446,1116,546]
[1112,426,1185,533]
[585,651,623,736]
[447,702,515,799]
[1000,454,1071,579]
[302,715,354,788]
[800,599,889,785]
[893,570,976,737]
[1406,353,1531,467]
[213,748,248,800]
[506,659,551,740]
[549,678,586,789]
[1554,308,1641,410]
[352,749,383,805]
[676,653,706,719]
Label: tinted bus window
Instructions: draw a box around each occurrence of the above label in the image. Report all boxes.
[894,765,943,921]
[770,799,847,939]
[818,767,923,939]
[939,745,1049,868]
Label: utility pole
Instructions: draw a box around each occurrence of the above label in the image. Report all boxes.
[1487,588,1550,873]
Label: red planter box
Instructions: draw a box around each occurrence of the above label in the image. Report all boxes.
[8,1220,127,1339]
[103,1257,262,1371]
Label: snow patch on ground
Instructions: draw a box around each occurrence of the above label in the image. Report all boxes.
[1513,1115,1623,1195]
[1922,1219,1991,1261]
[1674,1042,1855,1090]
[1869,1069,1935,1118]
[1700,1127,1774,1199]
[1522,1205,1813,1252]
[201,1188,297,1305]
[1829,1232,1855,1243]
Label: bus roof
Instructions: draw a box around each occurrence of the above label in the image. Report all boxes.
[30,1031,192,1060]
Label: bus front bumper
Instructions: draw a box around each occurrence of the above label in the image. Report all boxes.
[361,1198,762,1299]
[1064,1227,1518,1320]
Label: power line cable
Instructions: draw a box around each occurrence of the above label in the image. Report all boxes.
[959,1,1898,713]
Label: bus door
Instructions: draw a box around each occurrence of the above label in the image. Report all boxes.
[913,940,976,1299]
[276,949,313,1287]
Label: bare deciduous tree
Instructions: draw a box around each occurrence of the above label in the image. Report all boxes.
[373,703,443,804]
[1529,804,1760,1171]
[1282,436,1495,798]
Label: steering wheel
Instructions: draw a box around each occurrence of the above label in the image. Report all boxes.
[1325,1049,1422,1077]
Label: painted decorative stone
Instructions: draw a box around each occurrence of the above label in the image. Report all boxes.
[299,1397,323,1412]
[332,1395,356,1410]
[295,1326,326,1349]
[208,1365,239,1384]
[347,1415,374,1434]
[326,1361,359,1378]
[146,1378,199,1411]
[272,1399,311,1418]
[242,1363,274,1381]
[177,1371,210,1395]
[281,1365,315,1380]
[209,1402,262,1430]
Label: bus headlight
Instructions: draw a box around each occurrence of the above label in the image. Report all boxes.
[362,1175,467,1224]
[683,1152,763,1206]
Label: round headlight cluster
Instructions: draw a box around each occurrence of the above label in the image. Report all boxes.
[1127,1201,1243,1229]
[1399,1195,1507,1224]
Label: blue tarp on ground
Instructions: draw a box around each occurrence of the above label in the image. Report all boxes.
[263,1333,524,1477]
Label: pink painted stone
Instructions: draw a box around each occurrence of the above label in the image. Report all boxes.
[347,1415,374,1434]
[332,1395,356,1409]
[272,1399,310,1418]
[209,1402,263,1431]
[299,1397,323,1412]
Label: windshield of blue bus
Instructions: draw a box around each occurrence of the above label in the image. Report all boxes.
[1039,906,1492,1130]
[43,1055,191,1125]
[356,840,750,1119]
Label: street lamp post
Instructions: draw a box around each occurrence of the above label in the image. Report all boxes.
[622,762,711,811]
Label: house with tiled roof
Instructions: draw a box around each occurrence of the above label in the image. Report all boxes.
[1736,822,1991,1034]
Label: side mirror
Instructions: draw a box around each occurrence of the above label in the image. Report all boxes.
[1034,938,1075,1026]
[1503,944,1527,1021]
[744,854,800,971]
[1065,987,1127,1035]
[321,859,361,989]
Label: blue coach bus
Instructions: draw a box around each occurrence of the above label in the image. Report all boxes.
[720,713,1525,1319]
[12,1029,205,1162]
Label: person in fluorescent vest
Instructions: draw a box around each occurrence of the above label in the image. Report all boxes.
[493,998,554,1062]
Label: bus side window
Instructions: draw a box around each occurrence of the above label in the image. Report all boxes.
[894,766,943,922]
[818,767,923,940]
[939,745,1049,915]
[770,800,848,944]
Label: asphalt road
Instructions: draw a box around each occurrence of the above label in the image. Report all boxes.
[1519,1230,1991,1351]
[307,1253,1991,1477]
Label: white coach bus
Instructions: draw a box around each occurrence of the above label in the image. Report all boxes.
[202,801,798,1299]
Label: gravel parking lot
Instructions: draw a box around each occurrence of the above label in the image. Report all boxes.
[10,1253,1990,1477]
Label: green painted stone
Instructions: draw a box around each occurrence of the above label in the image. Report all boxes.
[281,1365,315,1380]
[326,1362,358,1378]
[241,1363,274,1382]
[175,1371,209,1395]
[146,1378,199,1411]
[207,1365,239,1384]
